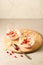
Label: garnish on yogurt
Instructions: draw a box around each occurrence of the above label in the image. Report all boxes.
[6,29,21,40]
[20,34,35,49]
[6,31,14,35]
[21,38,30,45]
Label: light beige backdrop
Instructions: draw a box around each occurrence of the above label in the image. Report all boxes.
[0,0,43,19]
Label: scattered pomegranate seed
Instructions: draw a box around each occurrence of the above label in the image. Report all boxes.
[6,51,9,53]
[14,56,17,58]
[10,53,12,55]
[12,51,14,54]
[21,55,23,57]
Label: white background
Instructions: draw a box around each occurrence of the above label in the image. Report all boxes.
[0,0,43,19]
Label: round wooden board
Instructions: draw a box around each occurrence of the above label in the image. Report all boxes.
[4,29,43,53]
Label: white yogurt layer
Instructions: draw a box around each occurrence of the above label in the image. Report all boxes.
[28,34,35,46]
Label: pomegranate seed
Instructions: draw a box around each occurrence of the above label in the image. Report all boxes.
[6,51,9,53]
[14,56,17,58]
[15,47,19,50]
[12,34,15,37]
[10,53,12,55]
[9,31,14,35]
[21,55,23,57]
[12,51,14,54]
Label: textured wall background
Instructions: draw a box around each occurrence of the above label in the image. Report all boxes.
[0,0,43,19]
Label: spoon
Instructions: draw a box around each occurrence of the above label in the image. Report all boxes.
[14,44,32,60]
